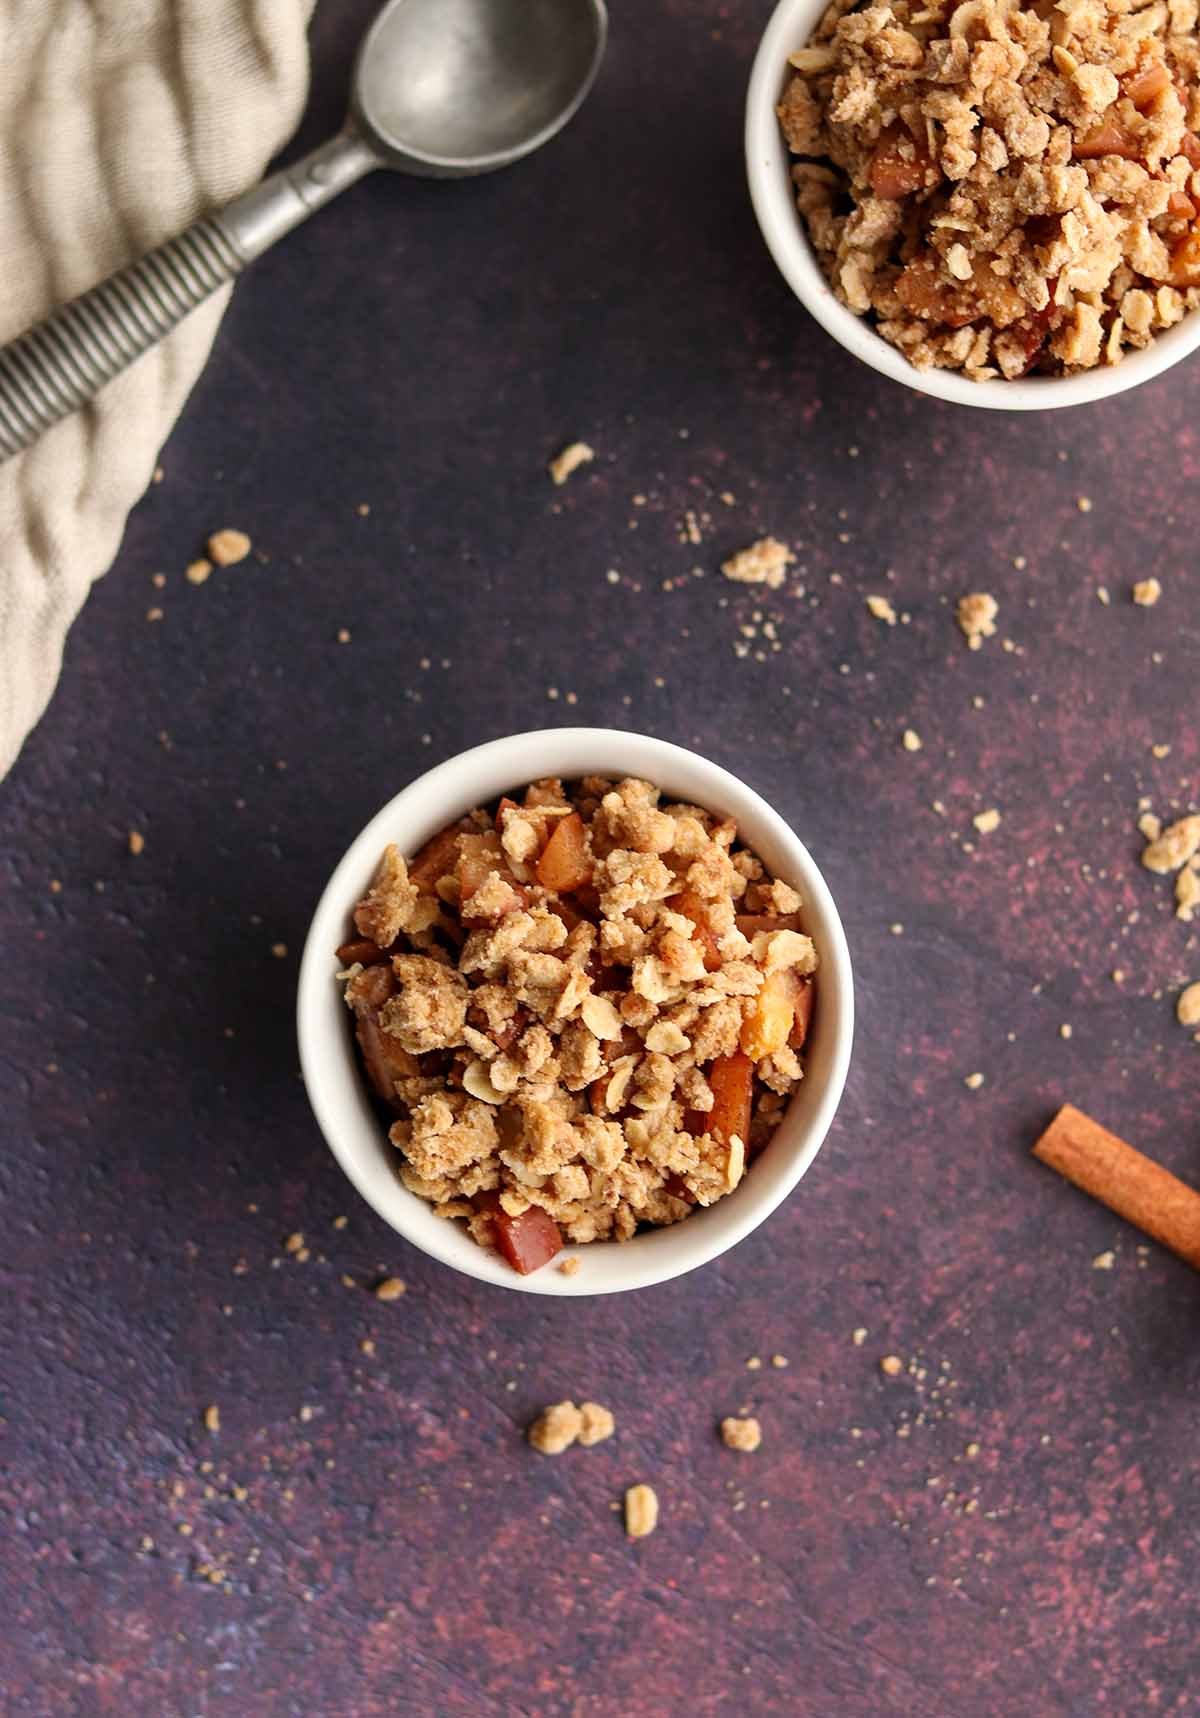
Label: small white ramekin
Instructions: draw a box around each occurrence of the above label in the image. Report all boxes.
[297,728,854,1296]
[746,0,1200,410]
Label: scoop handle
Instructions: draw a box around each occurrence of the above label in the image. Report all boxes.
[0,129,376,465]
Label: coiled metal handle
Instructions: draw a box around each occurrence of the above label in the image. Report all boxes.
[0,218,244,462]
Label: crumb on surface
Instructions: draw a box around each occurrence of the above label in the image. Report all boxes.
[957,593,998,649]
[271,942,288,959]
[1060,1023,1073,1040]
[284,1232,305,1254]
[624,1483,659,1539]
[207,529,252,567]
[866,594,897,625]
[146,607,164,623]
[127,830,144,856]
[1093,1249,1116,1270]
[902,728,922,753]
[528,1401,583,1454]
[721,537,794,590]
[203,1404,220,1433]
[852,1326,868,1345]
[746,1356,763,1370]
[374,1276,406,1301]
[880,1354,903,1377]
[548,441,595,486]
[973,809,1001,835]
[185,559,212,586]
[579,1402,615,1446]
[1177,983,1200,1028]
[1132,578,1162,607]
[964,1072,985,1090]
[721,1415,763,1452]
[558,1256,581,1277]
[770,1353,789,1369]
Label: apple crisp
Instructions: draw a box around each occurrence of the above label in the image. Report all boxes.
[337,777,818,1275]
[778,0,1200,379]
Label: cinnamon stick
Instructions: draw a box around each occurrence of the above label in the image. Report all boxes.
[1033,1103,1200,1272]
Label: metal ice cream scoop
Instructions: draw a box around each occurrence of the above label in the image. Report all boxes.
[0,0,607,463]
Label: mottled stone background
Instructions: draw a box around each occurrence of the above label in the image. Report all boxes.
[3,2,1199,1713]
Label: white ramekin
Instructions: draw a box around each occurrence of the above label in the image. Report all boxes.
[297,728,854,1297]
[746,0,1200,410]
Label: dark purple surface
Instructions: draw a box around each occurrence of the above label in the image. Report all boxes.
[4,2,1200,1713]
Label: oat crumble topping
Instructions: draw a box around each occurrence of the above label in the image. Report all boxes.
[339,778,818,1275]
[779,0,1200,380]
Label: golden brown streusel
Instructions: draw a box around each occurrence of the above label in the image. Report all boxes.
[721,537,795,589]
[721,1415,763,1451]
[779,0,1200,380]
[373,1276,407,1301]
[1142,813,1200,873]
[339,777,818,1275]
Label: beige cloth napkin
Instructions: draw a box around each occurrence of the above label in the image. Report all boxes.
[0,0,314,782]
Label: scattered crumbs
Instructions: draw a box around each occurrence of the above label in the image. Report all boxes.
[880,1354,903,1377]
[1013,555,1027,570]
[1132,577,1161,607]
[957,592,998,649]
[1097,586,1110,605]
[547,687,560,701]
[271,942,288,959]
[1176,868,1200,923]
[207,528,252,567]
[1092,1250,1116,1270]
[1177,983,1200,1028]
[965,1441,981,1459]
[49,879,62,893]
[902,728,922,753]
[852,1327,868,1346]
[558,1256,581,1277]
[605,568,621,585]
[548,440,594,486]
[1077,495,1093,513]
[127,830,145,856]
[720,490,736,505]
[185,558,212,586]
[866,594,897,625]
[1059,1023,1073,1040]
[357,502,371,517]
[973,808,1001,835]
[151,572,166,589]
[337,628,351,645]
[1112,969,1125,984]
[153,466,164,484]
[146,606,164,622]
[721,536,794,590]
[332,1215,348,1230]
[964,1072,985,1090]
[579,1402,616,1446]
[1151,743,1171,760]
[299,1405,315,1423]
[890,923,904,935]
[374,1276,407,1301]
[931,799,947,816]
[360,1339,376,1356]
[528,1402,583,1454]
[284,1232,305,1255]
[746,1356,763,1371]
[770,1354,789,1369]
[721,1416,763,1452]
[624,1483,659,1539]
[203,1404,220,1433]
